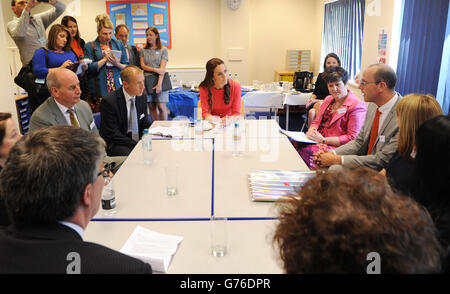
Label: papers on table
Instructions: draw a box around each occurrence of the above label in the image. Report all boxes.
[120,225,184,273]
[248,169,316,202]
[280,129,316,144]
[148,126,184,137]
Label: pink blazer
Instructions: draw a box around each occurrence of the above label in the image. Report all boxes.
[310,89,367,145]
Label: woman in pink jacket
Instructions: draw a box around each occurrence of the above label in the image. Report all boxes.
[296,66,367,169]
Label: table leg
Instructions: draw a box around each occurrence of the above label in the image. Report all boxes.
[286,105,289,131]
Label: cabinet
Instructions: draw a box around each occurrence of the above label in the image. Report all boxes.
[15,94,31,134]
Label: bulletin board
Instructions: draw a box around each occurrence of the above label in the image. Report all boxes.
[106,0,172,49]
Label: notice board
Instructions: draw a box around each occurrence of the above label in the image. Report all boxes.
[106,0,172,49]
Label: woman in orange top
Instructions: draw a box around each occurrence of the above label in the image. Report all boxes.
[199,58,241,127]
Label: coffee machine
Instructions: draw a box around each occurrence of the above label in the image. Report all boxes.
[293,71,314,92]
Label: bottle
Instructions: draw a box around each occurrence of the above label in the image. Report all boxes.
[142,129,153,165]
[173,74,178,88]
[232,122,241,157]
[102,176,116,216]
[234,74,240,84]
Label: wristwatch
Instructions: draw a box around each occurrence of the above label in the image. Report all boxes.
[322,138,325,144]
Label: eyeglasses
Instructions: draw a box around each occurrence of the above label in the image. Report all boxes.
[97,162,115,178]
[359,80,380,86]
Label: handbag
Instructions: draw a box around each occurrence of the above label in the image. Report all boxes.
[144,72,172,95]
[14,48,50,102]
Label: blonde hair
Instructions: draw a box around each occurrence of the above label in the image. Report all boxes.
[396,94,443,159]
[95,14,113,32]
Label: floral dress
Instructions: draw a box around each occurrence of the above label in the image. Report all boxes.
[100,43,116,93]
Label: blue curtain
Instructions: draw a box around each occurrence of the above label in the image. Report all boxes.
[322,0,365,79]
[396,0,449,98]
[436,5,450,115]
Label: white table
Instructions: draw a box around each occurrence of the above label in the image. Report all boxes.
[85,120,308,273]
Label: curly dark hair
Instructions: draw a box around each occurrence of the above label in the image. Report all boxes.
[273,167,444,273]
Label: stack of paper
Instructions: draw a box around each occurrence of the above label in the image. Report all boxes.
[280,129,316,144]
[248,169,316,202]
[148,126,185,137]
[120,226,184,273]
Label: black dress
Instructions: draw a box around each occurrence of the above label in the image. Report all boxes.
[312,73,330,100]
[385,151,415,197]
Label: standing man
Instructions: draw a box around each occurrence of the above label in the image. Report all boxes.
[115,24,140,68]
[100,65,151,156]
[29,68,126,173]
[8,0,66,66]
[0,126,152,274]
[314,64,401,171]
[8,0,66,112]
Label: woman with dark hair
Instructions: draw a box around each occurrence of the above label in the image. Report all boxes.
[0,113,22,227]
[273,167,444,273]
[306,53,341,126]
[140,26,169,121]
[294,66,366,169]
[199,58,241,126]
[61,15,89,100]
[381,94,442,195]
[32,24,78,80]
[413,115,450,262]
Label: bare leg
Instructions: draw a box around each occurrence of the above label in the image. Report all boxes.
[149,102,159,122]
[158,102,168,121]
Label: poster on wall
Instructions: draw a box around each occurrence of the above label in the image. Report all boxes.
[377,29,388,64]
[106,0,172,50]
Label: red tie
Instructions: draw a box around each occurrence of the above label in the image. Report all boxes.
[367,109,381,155]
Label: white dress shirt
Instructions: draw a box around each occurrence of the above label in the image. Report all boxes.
[54,99,80,127]
[59,221,84,238]
[123,88,137,133]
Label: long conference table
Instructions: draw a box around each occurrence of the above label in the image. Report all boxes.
[84,119,309,274]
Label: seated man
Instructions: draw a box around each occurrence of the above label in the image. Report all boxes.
[0,126,152,274]
[273,167,444,273]
[100,65,151,156]
[314,64,401,171]
[29,68,125,173]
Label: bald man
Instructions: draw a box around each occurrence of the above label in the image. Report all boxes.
[314,64,402,171]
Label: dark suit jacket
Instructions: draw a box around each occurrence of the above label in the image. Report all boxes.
[0,223,152,274]
[100,87,151,151]
[126,44,140,68]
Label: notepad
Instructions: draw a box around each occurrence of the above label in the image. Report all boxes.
[280,129,316,144]
[148,126,184,137]
[248,169,316,202]
[120,226,184,273]
[107,50,122,67]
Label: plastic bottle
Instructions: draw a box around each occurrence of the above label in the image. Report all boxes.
[102,177,116,216]
[234,74,240,84]
[173,74,178,88]
[142,129,153,165]
[232,122,241,157]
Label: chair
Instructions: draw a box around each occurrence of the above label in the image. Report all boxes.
[93,112,101,130]
[196,99,245,120]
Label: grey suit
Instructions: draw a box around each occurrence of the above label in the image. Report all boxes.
[30,97,125,173]
[30,97,98,134]
[126,44,140,68]
[333,94,402,171]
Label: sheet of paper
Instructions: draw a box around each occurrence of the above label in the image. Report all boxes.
[280,129,316,144]
[148,126,185,137]
[120,226,183,273]
[76,59,92,75]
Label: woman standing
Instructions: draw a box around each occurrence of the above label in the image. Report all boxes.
[296,66,366,169]
[84,14,128,99]
[61,15,89,100]
[199,58,241,127]
[140,26,170,121]
[32,24,78,79]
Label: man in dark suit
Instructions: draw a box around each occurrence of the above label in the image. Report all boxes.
[100,65,151,156]
[0,126,152,274]
[115,24,140,68]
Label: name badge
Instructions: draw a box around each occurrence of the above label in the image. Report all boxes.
[379,135,386,143]
[337,108,347,114]
[90,121,96,130]
[140,113,145,120]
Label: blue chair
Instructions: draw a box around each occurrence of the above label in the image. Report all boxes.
[93,112,101,130]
